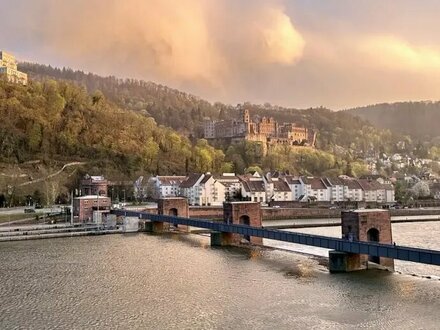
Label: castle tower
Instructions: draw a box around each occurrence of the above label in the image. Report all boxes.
[243,109,250,123]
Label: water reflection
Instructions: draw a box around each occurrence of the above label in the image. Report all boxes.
[0,233,439,329]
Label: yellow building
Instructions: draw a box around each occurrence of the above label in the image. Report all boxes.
[0,51,28,85]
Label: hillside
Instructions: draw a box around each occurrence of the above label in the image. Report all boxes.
[346,101,440,140]
[1,64,415,206]
[0,76,362,206]
[20,62,219,137]
[0,78,225,175]
[19,63,406,156]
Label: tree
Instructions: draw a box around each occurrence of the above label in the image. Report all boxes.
[410,181,430,199]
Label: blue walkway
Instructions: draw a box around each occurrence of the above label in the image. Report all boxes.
[113,210,440,266]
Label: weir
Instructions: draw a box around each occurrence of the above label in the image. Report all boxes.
[113,201,440,271]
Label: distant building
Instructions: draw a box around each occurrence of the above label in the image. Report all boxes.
[204,108,316,151]
[73,195,111,223]
[180,173,225,206]
[80,175,108,196]
[0,51,28,85]
[239,173,267,203]
[214,173,241,201]
[74,174,110,222]
[302,177,330,202]
[148,176,187,199]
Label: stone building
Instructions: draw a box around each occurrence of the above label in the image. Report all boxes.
[80,175,108,196]
[0,51,28,85]
[204,108,315,149]
[74,174,111,222]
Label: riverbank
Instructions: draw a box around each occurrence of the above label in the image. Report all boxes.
[0,224,122,242]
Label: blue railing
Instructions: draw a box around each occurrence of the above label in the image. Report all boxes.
[113,210,440,266]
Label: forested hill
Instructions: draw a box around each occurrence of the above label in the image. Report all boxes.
[19,62,220,136]
[0,78,225,175]
[19,62,405,155]
[346,102,440,140]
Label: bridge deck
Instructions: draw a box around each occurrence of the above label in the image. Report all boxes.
[113,210,440,266]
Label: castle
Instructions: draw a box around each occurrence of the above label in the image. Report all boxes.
[0,51,28,85]
[204,108,316,148]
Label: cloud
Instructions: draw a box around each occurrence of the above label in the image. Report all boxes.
[5,1,440,109]
[11,0,304,92]
[359,35,440,72]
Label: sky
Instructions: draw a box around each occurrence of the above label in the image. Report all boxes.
[2,0,440,109]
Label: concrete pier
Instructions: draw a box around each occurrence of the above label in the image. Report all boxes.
[329,209,394,273]
[210,202,262,246]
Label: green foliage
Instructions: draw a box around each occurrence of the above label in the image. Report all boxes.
[6,62,402,178]
[0,79,218,176]
[19,63,406,159]
[20,62,221,135]
[347,101,440,140]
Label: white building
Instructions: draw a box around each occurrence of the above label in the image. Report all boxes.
[341,179,363,202]
[270,179,293,201]
[283,176,304,201]
[214,173,241,201]
[0,51,28,85]
[358,180,378,202]
[180,173,225,206]
[358,179,395,203]
[322,177,345,202]
[148,176,187,199]
[302,177,330,202]
[239,174,267,203]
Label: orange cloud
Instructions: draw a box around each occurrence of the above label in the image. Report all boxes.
[29,0,304,90]
[360,35,440,72]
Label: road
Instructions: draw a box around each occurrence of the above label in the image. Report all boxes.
[0,206,63,215]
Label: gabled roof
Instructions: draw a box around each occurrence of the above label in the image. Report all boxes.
[158,176,187,185]
[357,179,376,191]
[302,177,326,190]
[342,179,362,190]
[311,178,326,190]
[200,174,212,184]
[325,177,345,186]
[273,180,291,192]
[242,180,266,192]
[284,176,301,185]
[180,173,203,188]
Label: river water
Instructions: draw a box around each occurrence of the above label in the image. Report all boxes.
[0,222,439,329]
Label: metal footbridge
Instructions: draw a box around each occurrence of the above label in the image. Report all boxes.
[112,210,440,267]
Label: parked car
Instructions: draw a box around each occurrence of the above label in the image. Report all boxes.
[24,208,36,213]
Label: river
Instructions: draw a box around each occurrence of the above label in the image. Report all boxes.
[0,222,439,329]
